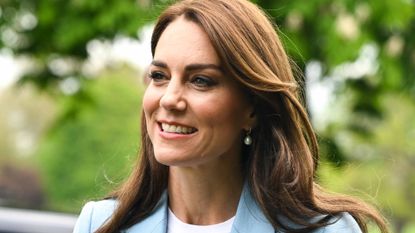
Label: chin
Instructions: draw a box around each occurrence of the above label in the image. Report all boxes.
[154,152,189,166]
[154,152,203,167]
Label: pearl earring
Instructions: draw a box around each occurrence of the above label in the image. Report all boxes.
[244,129,252,146]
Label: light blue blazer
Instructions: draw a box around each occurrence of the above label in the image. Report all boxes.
[73,184,361,233]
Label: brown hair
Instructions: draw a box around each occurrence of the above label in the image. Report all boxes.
[96,0,388,232]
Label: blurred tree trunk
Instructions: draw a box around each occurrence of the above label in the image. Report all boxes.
[393,218,406,233]
[138,0,151,8]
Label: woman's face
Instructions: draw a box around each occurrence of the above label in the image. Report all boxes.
[143,17,254,167]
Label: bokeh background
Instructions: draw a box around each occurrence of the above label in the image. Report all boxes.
[0,0,414,232]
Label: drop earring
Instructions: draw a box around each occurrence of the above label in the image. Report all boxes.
[244,128,252,146]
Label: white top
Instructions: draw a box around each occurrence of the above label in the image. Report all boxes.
[167,208,235,233]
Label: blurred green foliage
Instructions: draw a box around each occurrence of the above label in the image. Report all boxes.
[0,0,414,232]
[36,69,143,212]
[318,93,415,233]
[0,0,162,89]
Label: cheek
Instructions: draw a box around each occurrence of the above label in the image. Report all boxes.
[199,92,248,129]
[142,87,159,117]
[142,88,161,139]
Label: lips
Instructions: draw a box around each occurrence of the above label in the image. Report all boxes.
[160,122,197,134]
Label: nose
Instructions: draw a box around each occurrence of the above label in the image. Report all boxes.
[159,80,186,111]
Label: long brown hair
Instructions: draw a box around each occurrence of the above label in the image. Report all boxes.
[96,0,388,232]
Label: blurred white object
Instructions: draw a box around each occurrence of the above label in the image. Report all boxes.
[0,206,77,233]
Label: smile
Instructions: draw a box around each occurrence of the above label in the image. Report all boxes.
[161,122,197,134]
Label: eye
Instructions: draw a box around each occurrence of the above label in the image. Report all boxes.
[148,71,168,82]
[191,76,216,88]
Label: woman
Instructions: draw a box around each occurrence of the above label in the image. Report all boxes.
[73,0,388,232]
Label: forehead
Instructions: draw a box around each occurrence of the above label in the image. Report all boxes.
[154,16,220,65]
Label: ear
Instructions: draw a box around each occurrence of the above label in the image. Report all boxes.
[243,104,257,131]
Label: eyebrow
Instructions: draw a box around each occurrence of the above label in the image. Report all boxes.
[151,60,223,73]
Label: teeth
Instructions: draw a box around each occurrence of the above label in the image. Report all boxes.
[161,123,196,134]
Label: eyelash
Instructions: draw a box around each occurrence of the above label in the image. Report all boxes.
[148,71,167,81]
[191,76,216,88]
[147,71,217,88]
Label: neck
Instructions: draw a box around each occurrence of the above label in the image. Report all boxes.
[168,159,243,225]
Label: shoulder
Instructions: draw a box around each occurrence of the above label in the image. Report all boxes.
[311,213,362,233]
[73,199,117,233]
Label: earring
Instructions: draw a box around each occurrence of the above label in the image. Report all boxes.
[244,128,252,146]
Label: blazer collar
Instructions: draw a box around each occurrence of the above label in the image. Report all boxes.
[126,192,168,233]
[231,183,275,233]
[127,183,275,233]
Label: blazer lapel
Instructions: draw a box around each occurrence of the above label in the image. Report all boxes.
[126,184,276,233]
[127,192,168,233]
[231,183,275,233]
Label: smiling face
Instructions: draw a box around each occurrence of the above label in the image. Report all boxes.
[143,16,254,168]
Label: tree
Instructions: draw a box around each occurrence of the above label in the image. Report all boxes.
[0,0,163,90]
